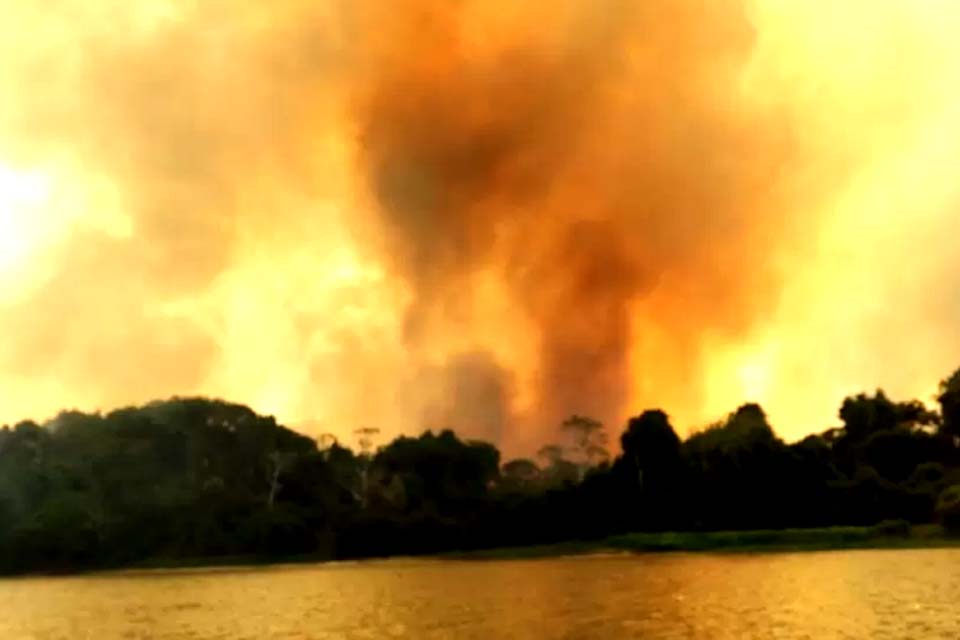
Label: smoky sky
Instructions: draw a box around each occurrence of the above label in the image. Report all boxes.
[351,0,798,435]
[6,0,956,451]
[0,0,800,444]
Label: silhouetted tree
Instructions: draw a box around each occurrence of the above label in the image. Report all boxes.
[560,415,608,480]
[353,427,380,507]
[4,364,960,574]
[500,459,540,492]
[373,430,500,517]
[612,409,685,530]
[537,444,564,465]
[839,391,937,443]
[619,409,681,490]
[536,444,579,488]
[683,404,790,529]
[938,368,960,440]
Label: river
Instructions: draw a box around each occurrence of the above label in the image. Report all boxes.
[1,549,958,639]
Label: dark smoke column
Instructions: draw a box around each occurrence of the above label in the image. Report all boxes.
[348,0,799,444]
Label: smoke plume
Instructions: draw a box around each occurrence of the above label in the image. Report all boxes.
[1,0,959,453]
[348,0,798,444]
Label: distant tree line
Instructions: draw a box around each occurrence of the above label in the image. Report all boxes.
[2,367,960,573]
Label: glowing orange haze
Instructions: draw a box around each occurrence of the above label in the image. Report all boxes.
[0,1,959,454]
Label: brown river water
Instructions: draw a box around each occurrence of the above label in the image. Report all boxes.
[1,549,958,639]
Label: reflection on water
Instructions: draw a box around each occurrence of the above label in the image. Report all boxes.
[1,549,959,639]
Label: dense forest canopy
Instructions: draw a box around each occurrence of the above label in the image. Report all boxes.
[2,367,960,573]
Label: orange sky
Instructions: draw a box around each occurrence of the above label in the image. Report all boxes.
[0,0,959,454]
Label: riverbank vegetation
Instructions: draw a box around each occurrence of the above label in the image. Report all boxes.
[445,524,960,560]
[2,367,960,574]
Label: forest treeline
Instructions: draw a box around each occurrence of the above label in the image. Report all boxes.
[2,367,960,573]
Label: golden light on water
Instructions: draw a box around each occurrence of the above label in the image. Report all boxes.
[0,0,959,451]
